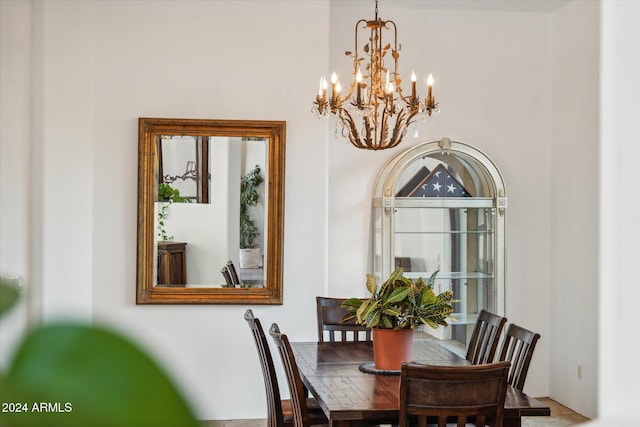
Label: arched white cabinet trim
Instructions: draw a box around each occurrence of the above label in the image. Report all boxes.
[371,138,506,345]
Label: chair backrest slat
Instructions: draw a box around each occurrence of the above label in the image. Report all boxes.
[244,310,284,427]
[498,323,541,391]
[466,310,507,365]
[269,323,310,427]
[316,297,371,343]
[227,260,241,285]
[399,361,511,427]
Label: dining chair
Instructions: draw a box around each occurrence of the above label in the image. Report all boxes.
[497,323,541,391]
[316,296,371,343]
[227,260,241,286]
[399,361,511,427]
[466,310,507,365]
[269,323,329,427]
[221,267,234,287]
[244,310,327,427]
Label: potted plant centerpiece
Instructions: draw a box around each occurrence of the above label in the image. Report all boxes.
[341,268,455,371]
[239,165,264,268]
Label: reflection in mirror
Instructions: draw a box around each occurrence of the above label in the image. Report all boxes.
[156,136,267,287]
[137,118,285,304]
[158,135,210,203]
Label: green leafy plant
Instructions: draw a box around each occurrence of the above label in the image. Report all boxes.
[341,268,456,330]
[0,277,20,316]
[239,165,264,249]
[158,182,190,203]
[157,182,190,241]
[0,277,198,427]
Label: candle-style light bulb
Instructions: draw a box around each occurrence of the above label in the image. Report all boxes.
[356,68,363,105]
[336,82,342,94]
[427,73,434,99]
[331,73,338,102]
[411,71,417,101]
[387,82,394,94]
[318,76,324,96]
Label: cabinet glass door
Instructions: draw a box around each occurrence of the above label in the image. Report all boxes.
[372,139,506,347]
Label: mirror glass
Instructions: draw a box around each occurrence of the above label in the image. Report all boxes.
[158,135,211,204]
[136,118,285,304]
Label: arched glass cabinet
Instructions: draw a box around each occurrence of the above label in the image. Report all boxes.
[372,138,507,345]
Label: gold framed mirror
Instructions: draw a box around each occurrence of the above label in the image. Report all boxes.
[136,118,285,304]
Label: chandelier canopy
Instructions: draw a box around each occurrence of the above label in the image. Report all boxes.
[313,0,439,151]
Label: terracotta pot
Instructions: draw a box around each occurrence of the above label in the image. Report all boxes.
[372,328,414,371]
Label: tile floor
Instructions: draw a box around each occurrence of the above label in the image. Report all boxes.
[203,397,591,427]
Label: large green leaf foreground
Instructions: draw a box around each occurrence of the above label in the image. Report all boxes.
[0,322,199,427]
[0,278,20,317]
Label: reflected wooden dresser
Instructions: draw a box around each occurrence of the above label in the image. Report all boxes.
[157,241,186,285]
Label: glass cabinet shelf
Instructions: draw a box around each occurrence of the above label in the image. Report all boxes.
[402,272,495,280]
[393,231,495,235]
[374,197,497,208]
[371,138,507,347]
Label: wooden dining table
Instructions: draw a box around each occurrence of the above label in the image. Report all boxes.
[291,335,550,427]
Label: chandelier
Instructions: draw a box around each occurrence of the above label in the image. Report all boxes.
[312,0,439,151]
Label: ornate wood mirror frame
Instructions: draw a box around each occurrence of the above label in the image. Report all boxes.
[136,118,285,304]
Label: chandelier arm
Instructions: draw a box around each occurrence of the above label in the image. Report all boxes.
[338,108,366,149]
[367,24,378,101]
[364,115,374,147]
[388,109,409,149]
[398,92,420,113]
[377,21,384,85]
[350,18,369,99]
[331,94,350,115]
[379,109,391,150]
[371,98,381,142]
[387,20,400,86]
[354,19,368,61]
[343,84,356,104]
[392,109,419,149]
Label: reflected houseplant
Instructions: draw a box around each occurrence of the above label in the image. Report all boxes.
[157,182,190,241]
[341,268,455,370]
[239,165,264,268]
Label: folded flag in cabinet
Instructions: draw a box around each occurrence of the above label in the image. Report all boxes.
[408,163,471,198]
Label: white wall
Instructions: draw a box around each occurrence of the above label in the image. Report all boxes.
[549,0,600,418]
[596,0,640,424]
[90,0,329,419]
[327,1,553,398]
[0,0,31,367]
[1,0,330,420]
